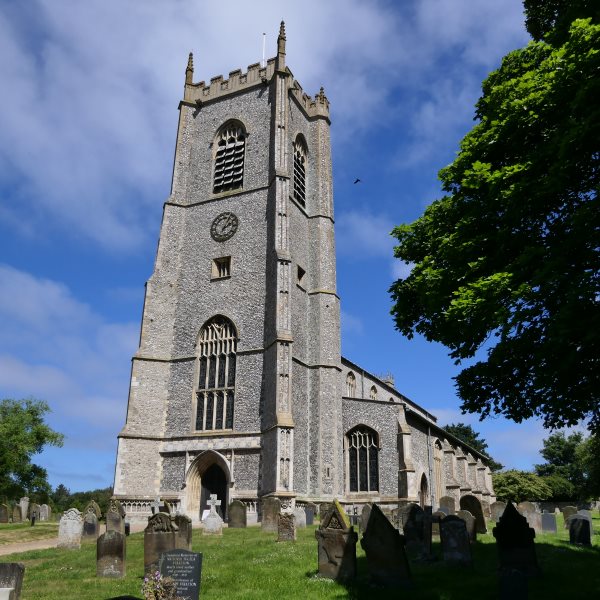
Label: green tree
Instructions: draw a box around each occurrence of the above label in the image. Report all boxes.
[443,422,503,471]
[492,470,552,503]
[390,7,600,432]
[50,483,71,513]
[0,398,64,502]
[541,473,575,501]
[577,434,600,498]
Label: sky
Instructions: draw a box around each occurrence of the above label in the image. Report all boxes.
[0,0,565,493]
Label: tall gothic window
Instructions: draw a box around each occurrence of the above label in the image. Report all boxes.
[195,316,237,431]
[213,121,246,194]
[346,372,356,397]
[293,137,307,207]
[347,426,379,492]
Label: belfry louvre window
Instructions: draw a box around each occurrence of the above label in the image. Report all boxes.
[293,138,307,207]
[213,122,246,193]
[195,316,237,431]
[347,426,379,492]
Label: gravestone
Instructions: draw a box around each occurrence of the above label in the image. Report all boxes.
[318,502,331,518]
[97,530,126,578]
[84,500,102,519]
[106,499,126,535]
[39,504,49,521]
[562,505,577,524]
[541,511,557,534]
[360,504,411,586]
[568,516,591,546]
[28,503,40,522]
[277,512,296,542]
[499,567,528,600]
[82,510,99,541]
[491,501,507,522]
[261,497,281,533]
[305,503,316,526]
[315,500,357,582]
[527,511,543,534]
[144,513,178,573]
[440,515,472,566]
[0,562,25,600]
[401,503,431,559]
[294,507,307,528]
[493,501,540,577]
[517,501,536,517]
[12,505,22,524]
[58,508,83,549]
[19,498,29,522]
[577,510,593,533]
[159,549,202,600]
[0,505,8,523]
[456,510,477,543]
[431,511,445,537]
[482,500,491,519]
[360,504,372,532]
[174,514,192,551]
[227,500,247,528]
[460,495,486,534]
[203,495,224,535]
[439,496,456,515]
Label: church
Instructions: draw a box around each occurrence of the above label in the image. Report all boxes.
[113,23,495,522]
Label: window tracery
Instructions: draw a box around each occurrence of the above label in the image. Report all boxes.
[347,426,379,492]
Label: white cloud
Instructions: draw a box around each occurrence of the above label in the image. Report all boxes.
[341,309,364,336]
[336,210,395,258]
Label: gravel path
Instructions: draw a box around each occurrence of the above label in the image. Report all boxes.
[0,538,58,556]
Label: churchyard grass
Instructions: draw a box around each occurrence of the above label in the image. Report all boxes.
[0,522,58,545]
[2,513,599,599]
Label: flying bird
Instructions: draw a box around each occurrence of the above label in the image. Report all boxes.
[353,178,361,184]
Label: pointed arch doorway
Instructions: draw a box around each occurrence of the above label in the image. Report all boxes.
[200,463,227,519]
[186,451,230,521]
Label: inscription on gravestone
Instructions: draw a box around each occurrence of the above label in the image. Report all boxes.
[159,549,202,600]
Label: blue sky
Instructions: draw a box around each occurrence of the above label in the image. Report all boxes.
[0,0,562,493]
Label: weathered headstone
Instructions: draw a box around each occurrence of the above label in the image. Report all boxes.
[360,504,372,532]
[106,499,126,535]
[541,511,557,534]
[460,495,486,534]
[84,500,102,519]
[440,515,472,566]
[401,503,431,559]
[360,504,411,586]
[11,505,22,524]
[203,495,223,535]
[456,510,477,543]
[83,509,100,541]
[491,501,507,522]
[527,511,543,534]
[0,505,8,524]
[19,498,29,522]
[277,512,296,542]
[315,500,357,582]
[305,503,316,526]
[294,507,307,528]
[562,505,577,524]
[144,513,177,573]
[159,549,202,600]
[568,516,591,546]
[39,504,49,521]
[261,497,281,533]
[0,563,25,600]
[58,508,83,549]
[318,502,332,518]
[493,501,540,577]
[228,500,247,528]
[482,500,491,519]
[97,530,126,578]
[173,514,192,551]
[439,496,456,516]
[517,501,536,517]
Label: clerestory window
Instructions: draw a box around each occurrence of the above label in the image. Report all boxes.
[293,137,307,207]
[347,426,379,492]
[213,121,246,194]
[369,385,377,400]
[346,372,356,397]
[195,316,237,431]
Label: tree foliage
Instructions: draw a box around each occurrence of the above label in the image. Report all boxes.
[442,422,503,471]
[524,0,599,42]
[0,398,64,503]
[492,470,552,503]
[390,12,600,432]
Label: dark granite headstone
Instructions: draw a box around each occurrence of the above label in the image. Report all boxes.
[440,515,472,566]
[228,500,247,528]
[568,516,591,546]
[97,530,126,578]
[305,503,316,526]
[439,496,456,515]
[261,497,281,533]
[456,510,477,543]
[401,503,430,559]
[106,499,126,535]
[360,504,411,586]
[491,501,507,522]
[493,501,540,577]
[144,513,177,573]
[315,500,357,582]
[174,514,192,550]
[541,511,557,534]
[83,510,99,541]
[460,495,486,534]
[0,562,25,599]
[0,504,8,523]
[159,549,202,600]
[12,505,22,524]
[277,512,296,541]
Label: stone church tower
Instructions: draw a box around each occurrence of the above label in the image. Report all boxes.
[113,23,344,519]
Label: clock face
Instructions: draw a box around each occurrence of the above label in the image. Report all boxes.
[210,212,239,242]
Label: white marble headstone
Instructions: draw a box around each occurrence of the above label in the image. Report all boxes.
[58,508,83,549]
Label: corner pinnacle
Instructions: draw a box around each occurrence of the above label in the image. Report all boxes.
[276,20,286,69]
[185,52,194,85]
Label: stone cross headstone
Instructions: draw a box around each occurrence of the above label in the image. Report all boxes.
[460,495,486,534]
[39,504,49,521]
[227,500,247,529]
[491,501,507,522]
[360,504,372,533]
[159,549,203,600]
[277,511,296,542]
[568,516,591,546]
[439,496,456,516]
[261,497,281,533]
[493,501,540,577]
[0,562,25,600]
[144,512,178,573]
[305,503,316,526]
[440,515,472,566]
[203,495,223,535]
[360,504,411,586]
[97,530,126,578]
[151,498,161,515]
[19,498,29,522]
[315,500,357,582]
[0,504,8,523]
[456,510,477,543]
[12,505,22,524]
[58,508,84,549]
[541,511,557,534]
[106,499,126,535]
[294,507,307,528]
[174,514,193,550]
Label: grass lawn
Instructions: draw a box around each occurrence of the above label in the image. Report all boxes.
[0,522,58,546]
[2,512,599,599]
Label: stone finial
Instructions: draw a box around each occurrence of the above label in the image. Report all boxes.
[186,52,194,85]
[317,87,326,104]
[276,21,286,69]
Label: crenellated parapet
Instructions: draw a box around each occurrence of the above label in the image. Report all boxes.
[289,81,330,121]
